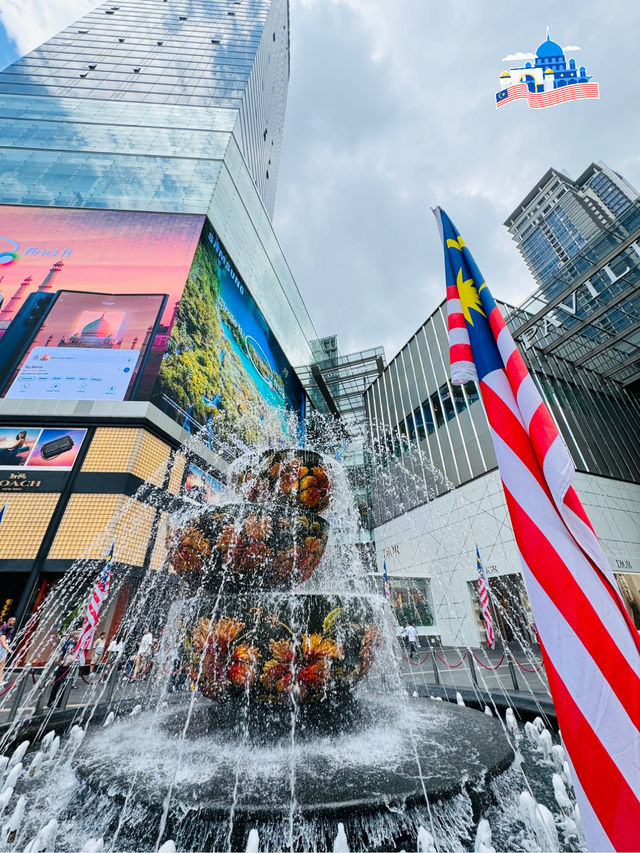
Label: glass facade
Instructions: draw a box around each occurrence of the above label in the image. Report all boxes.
[0,0,322,622]
[504,161,638,300]
[507,198,640,388]
[364,295,640,526]
[0,0,289,218]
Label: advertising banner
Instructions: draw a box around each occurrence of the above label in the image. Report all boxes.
[183,462,224,505]
[0,426,87,470]
[0,206,204,402]
[152,224,305,441]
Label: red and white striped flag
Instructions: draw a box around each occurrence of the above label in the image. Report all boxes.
[73,544,113,665]
[435,207,640,852]
[476,546,495,648]
[496,81,599,109]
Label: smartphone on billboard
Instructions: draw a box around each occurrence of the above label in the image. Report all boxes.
[3,291,167,403]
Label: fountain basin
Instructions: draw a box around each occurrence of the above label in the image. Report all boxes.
[182,593,383,705]
[74,697,513,850]
[167,503,329,591]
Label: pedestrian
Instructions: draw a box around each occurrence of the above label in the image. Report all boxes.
[0,617,16,685]
[89,632,106,680]
[131,626,153,681]
[400,624,409,652]
[405,623,419,660]
[47,629,80,709]
[105,632,124,665]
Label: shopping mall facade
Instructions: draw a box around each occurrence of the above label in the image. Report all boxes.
[0,1,639,656]
[365,178,640,647]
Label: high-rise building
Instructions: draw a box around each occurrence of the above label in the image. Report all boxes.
[0,0,288,218]
[0,1,322,638]
[504,161,638,298]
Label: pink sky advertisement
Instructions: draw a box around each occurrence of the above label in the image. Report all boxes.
[0,206,204,403]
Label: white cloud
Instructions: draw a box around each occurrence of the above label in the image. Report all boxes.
[0,0,98,55]
[563,45,582,51]
[501,52,536,62]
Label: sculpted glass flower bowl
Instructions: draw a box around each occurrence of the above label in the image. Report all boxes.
[181,594,383,705]
[231,449,332,515]
[167,503,329,591]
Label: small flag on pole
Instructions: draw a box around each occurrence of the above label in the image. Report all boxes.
[476,546,495,648]
[435,206,640,852]
[73,543,113,665]
[382,561,391,600]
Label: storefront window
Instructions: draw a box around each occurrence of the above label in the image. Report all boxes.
[387,577,434,626]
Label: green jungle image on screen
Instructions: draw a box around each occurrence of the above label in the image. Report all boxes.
[153,225,303,443]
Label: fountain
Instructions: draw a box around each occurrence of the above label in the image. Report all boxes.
[0,418,581,851]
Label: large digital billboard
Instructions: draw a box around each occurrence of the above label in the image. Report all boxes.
[152,224,305,440]
[0,207,305,442]
[0,206,204,401]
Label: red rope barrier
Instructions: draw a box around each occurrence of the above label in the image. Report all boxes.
[33,667,71,689]
[401,652,431,665]
[471,652,505,670]
[0,679,17,697]
[513,656,544,673]
[434,651,467,668]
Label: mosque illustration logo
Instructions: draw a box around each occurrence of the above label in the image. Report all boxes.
[496,30,599,109]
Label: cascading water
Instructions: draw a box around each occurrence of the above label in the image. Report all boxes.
[0,412,584,852]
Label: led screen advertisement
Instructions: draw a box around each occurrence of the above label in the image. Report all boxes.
[0,207,305,442]
[152,225,305,441]
[0,206,204,402]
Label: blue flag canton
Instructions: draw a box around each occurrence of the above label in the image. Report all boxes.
[440,212,503,382]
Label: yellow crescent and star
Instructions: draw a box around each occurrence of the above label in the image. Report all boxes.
[446,235,487,326]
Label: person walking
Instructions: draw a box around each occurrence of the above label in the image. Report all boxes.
[0,617,16,685]
[47,629,80,709]
[89,632,106,680]
[405,623,419,660]
[131,627,153,681]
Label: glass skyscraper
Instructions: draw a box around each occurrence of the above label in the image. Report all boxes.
[504,161,638,299]
[0,0,287,218]
[0,0,322,631]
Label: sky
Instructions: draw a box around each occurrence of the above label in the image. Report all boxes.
[0,0,638,361]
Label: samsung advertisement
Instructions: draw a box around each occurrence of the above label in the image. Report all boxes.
[0,207,304,438]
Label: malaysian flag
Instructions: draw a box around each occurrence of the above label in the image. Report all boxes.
[382,561,391,601]
[476,546,495,648]
[435,207,640,852]
[496,81,599,109]
[73,543,113,665]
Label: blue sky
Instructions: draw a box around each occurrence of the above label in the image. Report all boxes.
[0,24,17,70]
[1,1,638,360]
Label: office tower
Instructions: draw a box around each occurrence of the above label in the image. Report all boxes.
[504,161,638,297]
[0,1,320,634]
[0,0,289,218]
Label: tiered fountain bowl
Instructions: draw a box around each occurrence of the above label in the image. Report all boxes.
[167,448,382,707]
